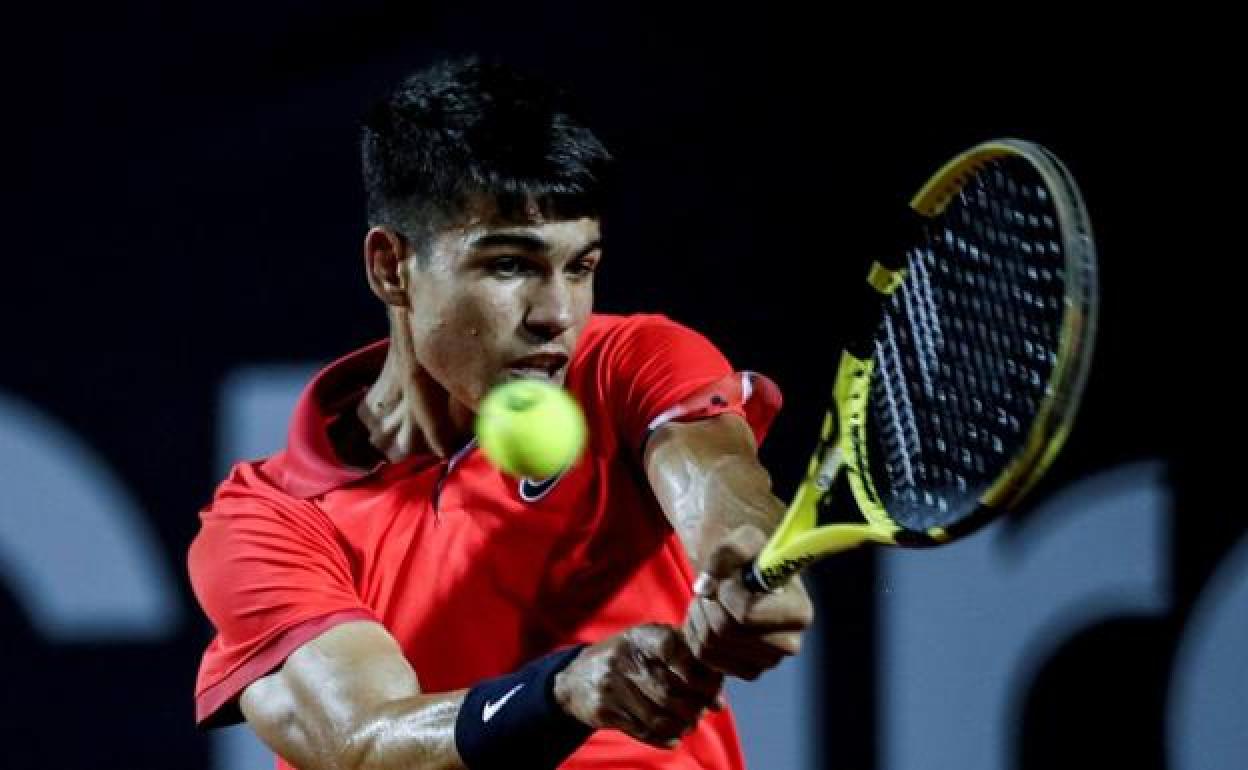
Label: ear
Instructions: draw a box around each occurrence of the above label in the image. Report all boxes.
[363,227,411,308]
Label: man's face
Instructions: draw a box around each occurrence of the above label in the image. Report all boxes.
[399,198,601,411]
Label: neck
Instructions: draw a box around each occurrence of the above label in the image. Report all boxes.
[356,313,474,462]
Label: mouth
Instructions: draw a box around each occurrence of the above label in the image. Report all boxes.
[506,351,569,380]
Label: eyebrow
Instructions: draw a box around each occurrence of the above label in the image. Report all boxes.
[468,233,548,252]
[469,233,602,260]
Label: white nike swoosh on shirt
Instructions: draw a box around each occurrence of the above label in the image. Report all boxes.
[519,472,563,501]
[482,683,525,722]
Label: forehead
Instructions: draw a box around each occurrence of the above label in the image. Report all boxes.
[440,194,601,252]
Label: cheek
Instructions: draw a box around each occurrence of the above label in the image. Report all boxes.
[415,287,520,401]
[441,286,520,351]
[567,283,594,340]
[576,283,594,318]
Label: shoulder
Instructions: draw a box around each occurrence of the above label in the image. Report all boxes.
[572,313,719,367]
[206,455,313,516]
[191,457,339,569]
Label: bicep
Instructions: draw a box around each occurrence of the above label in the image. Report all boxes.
[241,621,459,770]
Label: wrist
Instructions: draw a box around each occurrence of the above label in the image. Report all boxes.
[455,644,591,769]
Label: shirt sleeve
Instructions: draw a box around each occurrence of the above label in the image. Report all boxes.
[596,315,782,454]
[188,465,376,727]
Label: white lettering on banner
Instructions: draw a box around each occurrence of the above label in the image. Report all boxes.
[880,461,1172,770]
[0,391,179,641]
[1169,531,1248,770]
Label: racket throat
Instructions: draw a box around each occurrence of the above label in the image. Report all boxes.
[748,449,881,592]
[820,459,868,527]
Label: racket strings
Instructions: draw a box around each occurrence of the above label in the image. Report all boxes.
[874,315,921,488]
[868,157,1067,531]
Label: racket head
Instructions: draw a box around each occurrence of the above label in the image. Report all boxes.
[754,139,1098,587]
[866,139,1098,543]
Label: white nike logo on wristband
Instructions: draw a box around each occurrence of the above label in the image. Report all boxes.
[482,683,525,722]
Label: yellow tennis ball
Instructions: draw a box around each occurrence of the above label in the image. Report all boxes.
[475,379,587,478]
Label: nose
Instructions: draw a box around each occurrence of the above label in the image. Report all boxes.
[523,274,574,342]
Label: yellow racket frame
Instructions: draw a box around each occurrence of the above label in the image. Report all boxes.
[751,139,1098,591]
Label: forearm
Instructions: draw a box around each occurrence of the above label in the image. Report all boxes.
[646,415,785,572]
[243,674,465,770]
[681,454,783,573]
[245,639,595,770]
[341,693,465,770]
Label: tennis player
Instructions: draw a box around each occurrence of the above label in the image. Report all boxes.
[188,57,813,770]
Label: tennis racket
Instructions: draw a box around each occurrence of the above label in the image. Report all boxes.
[744,138,1098,592]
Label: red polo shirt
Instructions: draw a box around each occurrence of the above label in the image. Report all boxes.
[189,312,781,769]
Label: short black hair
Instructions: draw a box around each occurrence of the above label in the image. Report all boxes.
[361,57,612,256]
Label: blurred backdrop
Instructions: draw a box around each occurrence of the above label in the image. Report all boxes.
[0,4,1239,769]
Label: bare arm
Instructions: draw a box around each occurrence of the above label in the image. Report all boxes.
[644,413,783,571]
[239,621,722,769]
[239,621,464,770]
[644,412,814,680]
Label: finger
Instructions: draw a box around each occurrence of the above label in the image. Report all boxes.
[635,661,713,723]
[638,626,723,711]
[654,651,722,704]
[607,670,668,730]
[664,653,725,701]
[695,598,789,675]
[654,623,724,694]
[615,673,696,747]
[760,630,804,656]
[703,525,769,581]
[718,576,814,631]
[691,597,780,665]
[605,703,672,748]
[694,644,779,681]
[689,598,747,674]
[683,595,714,661]
[630,623,686,662]
[686,599,745,676]
[695,596,769,658]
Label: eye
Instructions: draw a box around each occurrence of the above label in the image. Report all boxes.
[566,258,598,280]
[488,256,527,278]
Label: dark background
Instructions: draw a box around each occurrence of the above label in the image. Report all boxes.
[0,4,1236,768]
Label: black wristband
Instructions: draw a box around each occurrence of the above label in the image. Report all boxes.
[454,645,592,770]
